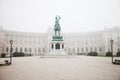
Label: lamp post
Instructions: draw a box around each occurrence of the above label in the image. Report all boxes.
[10,40,13,64]
[86,40,88,56]
[110,39,114,63]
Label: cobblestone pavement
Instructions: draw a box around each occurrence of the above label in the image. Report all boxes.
[0,56,120,80]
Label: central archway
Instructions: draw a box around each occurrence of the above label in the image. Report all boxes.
[56,43,60,49]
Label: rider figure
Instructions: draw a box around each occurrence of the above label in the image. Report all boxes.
[54,16,61,36]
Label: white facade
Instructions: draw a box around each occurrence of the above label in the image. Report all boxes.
[0,27,120,56]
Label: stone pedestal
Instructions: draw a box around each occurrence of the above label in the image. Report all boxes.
[48,36,67,56]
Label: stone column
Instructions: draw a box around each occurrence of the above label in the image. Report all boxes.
[53,43,55,50]
[60,43,62,50]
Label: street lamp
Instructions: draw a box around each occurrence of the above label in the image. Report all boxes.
[110,39,114,63]
[10,40,13,64]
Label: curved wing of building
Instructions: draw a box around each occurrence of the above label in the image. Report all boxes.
[0,27,120,56]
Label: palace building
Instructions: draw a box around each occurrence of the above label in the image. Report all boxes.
[0,26,120,56]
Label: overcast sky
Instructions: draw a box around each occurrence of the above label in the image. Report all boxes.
[0,0,120,33]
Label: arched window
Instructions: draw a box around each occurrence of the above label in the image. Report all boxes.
[29,48,32,52]
[43,48,45,52]
[90,47,92,52]
[25,48,27,52]
[95,47,97,52]
[20,47,23,52]
[73,48,75,53]
[38,48,41,52]
[77,48,79,53]
[68,48,70,53]
[86,47,88,52]
[15,47,18,52]
[81,48,84,52]
[6,47,9,52]
[2,48,4,52]
[108,48,110,52]
[99,47,102,52]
